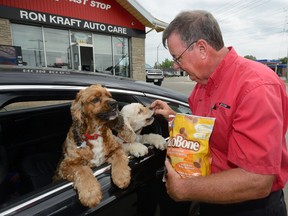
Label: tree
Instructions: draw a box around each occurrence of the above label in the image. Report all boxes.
[244,55,257,60]
[279,57,287,64]
[159,58,173,68]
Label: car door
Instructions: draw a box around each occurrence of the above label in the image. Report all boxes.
[0,86,191,216]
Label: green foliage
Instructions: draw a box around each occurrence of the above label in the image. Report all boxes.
[244,55,257,60]
[279,57,287,64]
[156,58,173,69]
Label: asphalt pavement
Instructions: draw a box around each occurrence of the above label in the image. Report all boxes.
[161,75,288,209]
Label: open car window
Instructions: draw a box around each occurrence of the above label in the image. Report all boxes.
[0,88,164,213]
[0,86,190,215]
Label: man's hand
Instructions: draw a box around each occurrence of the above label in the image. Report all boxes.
[164,158,185,201]
[150,100,176,118]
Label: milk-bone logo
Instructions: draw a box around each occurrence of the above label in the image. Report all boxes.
[167,135,200,152]
[54,0,112,10]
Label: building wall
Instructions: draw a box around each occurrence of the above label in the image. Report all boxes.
[0,18,12,45]
[131,37,145,81]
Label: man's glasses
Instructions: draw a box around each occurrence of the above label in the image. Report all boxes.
[173,40,197,65]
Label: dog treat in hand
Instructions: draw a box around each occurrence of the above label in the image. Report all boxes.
[167,113,215,178]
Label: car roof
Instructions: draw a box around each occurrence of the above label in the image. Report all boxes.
[0,66,187,101]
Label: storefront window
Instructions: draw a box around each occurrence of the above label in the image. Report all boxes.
[93,34,112,73]
[44,28,70,69]
[11,24,130,77]
[93,35,130,77]
[112,37,130,77]
[12,24,45,67]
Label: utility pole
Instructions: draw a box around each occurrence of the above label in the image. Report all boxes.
[156,42,161,69]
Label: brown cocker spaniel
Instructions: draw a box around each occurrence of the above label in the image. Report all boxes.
[54,84,135,208]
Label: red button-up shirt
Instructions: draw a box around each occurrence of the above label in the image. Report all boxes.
[188,47,288,191]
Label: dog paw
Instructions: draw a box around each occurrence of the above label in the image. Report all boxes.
[76,178,102,208]
[112,165,131,189]
[142,134,166,150]
[125,142,149,157]
[153,136,166,150]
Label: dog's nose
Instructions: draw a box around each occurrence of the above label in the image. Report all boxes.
[108,100,118,109]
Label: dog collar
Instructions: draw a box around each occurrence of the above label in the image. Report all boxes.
[77,133,100,148]
[84,133,99,140]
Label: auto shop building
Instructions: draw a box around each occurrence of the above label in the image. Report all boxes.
[0,0,167,80]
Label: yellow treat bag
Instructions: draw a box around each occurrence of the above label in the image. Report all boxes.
[167,113,215,178]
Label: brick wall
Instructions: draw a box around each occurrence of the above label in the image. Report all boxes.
[0,18,12,45]
[131,37,145,81]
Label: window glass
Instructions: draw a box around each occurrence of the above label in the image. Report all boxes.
[93,34,112,73]
[169,103,192,114]
[71,31,92,45]
[11,24,131,78]
[12,24,45,67]
[112,37,130,77]
[44,28,70,69]
[135,96,192,115]
[0,100,72,112]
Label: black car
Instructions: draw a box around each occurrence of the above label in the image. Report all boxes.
[0,66,194,216]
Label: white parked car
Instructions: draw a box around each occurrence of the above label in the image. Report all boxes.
[145,64,164,86]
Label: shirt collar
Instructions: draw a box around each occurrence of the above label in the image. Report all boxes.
[205,46,238,92]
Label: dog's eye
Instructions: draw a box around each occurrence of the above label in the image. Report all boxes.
[91,98,100,103]
[138,109,143,114]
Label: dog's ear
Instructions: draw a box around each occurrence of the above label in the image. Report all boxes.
[71,92,83,125]
[107,115,136,143]
[106,115,124,131]
[119,105,131,127]
[71,90,86,145]
[118,116,137,143]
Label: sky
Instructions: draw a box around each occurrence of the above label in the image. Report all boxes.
[139,0,288,66]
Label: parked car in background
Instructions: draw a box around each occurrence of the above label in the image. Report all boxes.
[174,70,181,77]
[0,66,193,216]
[163,70,182,77]
[163,71,175,77]
[145,64,164,86]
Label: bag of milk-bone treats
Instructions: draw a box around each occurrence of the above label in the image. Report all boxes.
[167,113,215,178]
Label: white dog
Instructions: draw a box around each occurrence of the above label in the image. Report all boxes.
[116,103,166,157]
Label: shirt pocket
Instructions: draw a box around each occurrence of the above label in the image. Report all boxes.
[211,102,233,131]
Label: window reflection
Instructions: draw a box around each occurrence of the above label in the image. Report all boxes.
[93,34,112,73]
[71,31,92,45]
[12,24,44,67]
[11,24,130,77]
[44,28,69,69]
[113,37,129,77]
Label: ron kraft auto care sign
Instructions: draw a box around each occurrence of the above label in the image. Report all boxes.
[0,0,145,38]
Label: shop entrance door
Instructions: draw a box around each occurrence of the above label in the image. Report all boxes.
[71,44,94,71]
[80,46,93,71]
